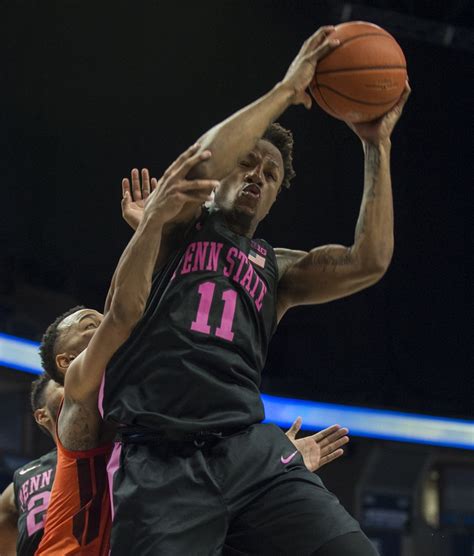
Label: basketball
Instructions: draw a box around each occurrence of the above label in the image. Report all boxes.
[310,21,407,123]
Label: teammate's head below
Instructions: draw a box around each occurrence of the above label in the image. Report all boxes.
[31,374,64,437]
[214,123,295,237]
[39,306,103,384]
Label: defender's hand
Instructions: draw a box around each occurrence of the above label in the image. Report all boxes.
[143,145,219,225]
[286,417,349,472]
[282,26,339,109]
[347,81,411,145]
[121,168,158,231]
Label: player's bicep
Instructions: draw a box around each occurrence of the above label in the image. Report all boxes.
[65,312,134,402]
[277,244,374,311]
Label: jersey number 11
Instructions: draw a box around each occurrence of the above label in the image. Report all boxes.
[191,281,237,342]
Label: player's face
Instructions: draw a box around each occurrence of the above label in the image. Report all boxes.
[55,309,104,378]
[215,139,284,231]
[44,380,64,423]
[34,379,64,434]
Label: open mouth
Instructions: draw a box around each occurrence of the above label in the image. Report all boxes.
[241,183,261,199]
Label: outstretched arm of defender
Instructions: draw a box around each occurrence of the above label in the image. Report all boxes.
[276,84,410,320]
[188,27,339,182]
[67,146,218,402]
[0,483,17,556]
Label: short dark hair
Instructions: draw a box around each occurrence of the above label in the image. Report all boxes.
[30,373,55,436]
[39,305,85,384]
[30,373,51,414]
[263,122,296,189]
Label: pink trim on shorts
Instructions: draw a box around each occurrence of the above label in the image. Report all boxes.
[107,442,122,522]
[98,374,105,418]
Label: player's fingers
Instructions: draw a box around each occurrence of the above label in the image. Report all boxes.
[319,448,344,468]
[122,177,131,199]
[150,177,159,191]
[319,427,349,448]
[179,178,220,193]
[396,80,411,109]
[131,168,141,201]
[311,38,340,62]
[175,149,212,178]
[306,26,336,49]
[141,168,151,198]
[302,91,313,110]
[312,424,341,443]
[177,188,216,206]
[320,435,349,456]
[286,416,302,439]
[121,180,132,213]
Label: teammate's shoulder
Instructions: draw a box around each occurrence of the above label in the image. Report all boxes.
[14,448,57,480]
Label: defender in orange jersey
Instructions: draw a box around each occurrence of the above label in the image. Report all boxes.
[35,427,112,555]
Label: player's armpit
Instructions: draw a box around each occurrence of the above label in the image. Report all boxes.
[0,483,18,556]
[275,244,385,319]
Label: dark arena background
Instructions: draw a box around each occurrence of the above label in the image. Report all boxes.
[1,1,473,555]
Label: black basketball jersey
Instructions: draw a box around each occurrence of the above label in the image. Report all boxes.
[103,209,279,434]
[13,449,57,556]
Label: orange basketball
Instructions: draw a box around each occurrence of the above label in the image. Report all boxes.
[310,21,407,123]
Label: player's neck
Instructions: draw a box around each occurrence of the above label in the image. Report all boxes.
[223,211,256,239]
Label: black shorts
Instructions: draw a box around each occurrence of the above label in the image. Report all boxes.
[110,423,363,556]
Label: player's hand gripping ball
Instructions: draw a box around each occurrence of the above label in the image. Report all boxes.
[310,21,407,123]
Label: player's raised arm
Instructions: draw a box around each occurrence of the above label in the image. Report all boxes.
[189,26,339,181]
[67,146,219,402]
[0,483,18,556]
[276,83,410,320]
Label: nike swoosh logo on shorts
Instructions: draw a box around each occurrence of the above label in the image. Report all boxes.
[280,450,298,464]
[19,464,40,475]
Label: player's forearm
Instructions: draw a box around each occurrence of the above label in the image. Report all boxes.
[189,82,294,180]
[108,216,164,327]
[352,139,394,274]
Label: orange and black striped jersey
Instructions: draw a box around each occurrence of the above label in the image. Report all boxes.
[35,413,113,555]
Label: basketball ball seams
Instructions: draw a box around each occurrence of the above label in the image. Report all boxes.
[310,21,407,122]
[316,84,400,107]
[317,65,406,75]
[316,86,343,119]
[317,34,406,72]
[333,32,394,48]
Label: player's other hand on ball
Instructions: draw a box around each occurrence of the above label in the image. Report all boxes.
[346,80,411,145]
[282,26,339,110]
[285,417,349,472]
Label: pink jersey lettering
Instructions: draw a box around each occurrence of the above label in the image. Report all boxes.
[240,264,254,292]
[223,247,238,277]
[181,243,197,274]
[29,475,40,494]
[233,251,248,282]
[191,241,209,272]
[255,281,267,312]
[40,469,52,489]
[206,242,223,272]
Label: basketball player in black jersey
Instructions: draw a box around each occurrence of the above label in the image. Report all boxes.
[0,375,62,556]
[101,25,410,555]
[0,146,347,554]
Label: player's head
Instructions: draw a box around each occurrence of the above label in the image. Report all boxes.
[214,123,295,234]
[31,374,64,437]
[39,306,104,384]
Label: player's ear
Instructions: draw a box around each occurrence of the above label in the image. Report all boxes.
[56,352,75,373]
[34,407,48,428]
